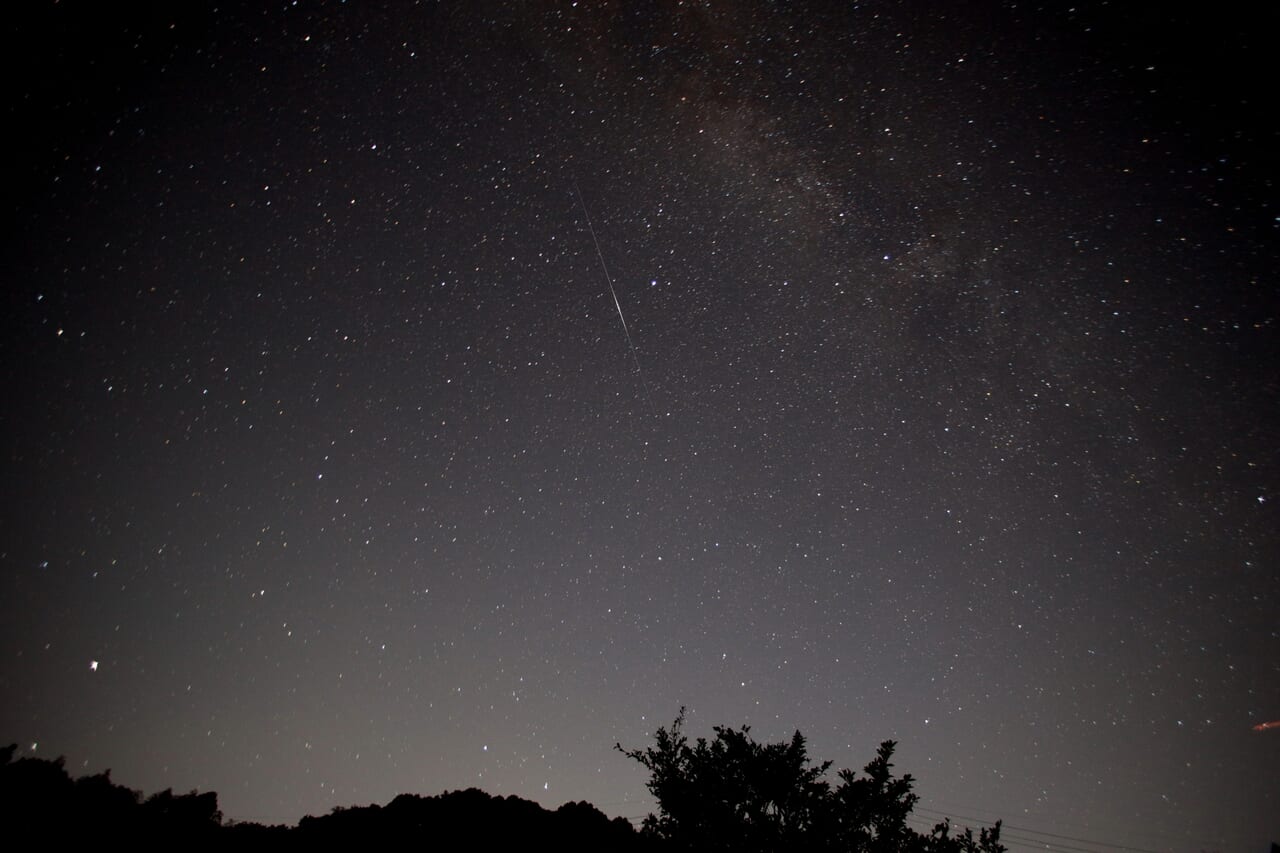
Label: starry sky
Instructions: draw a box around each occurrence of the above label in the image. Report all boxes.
[3,2,1277,850]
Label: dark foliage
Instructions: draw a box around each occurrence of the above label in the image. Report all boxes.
[293,787,640,851]
[0,743,221,844]
[618,709,1005,853]
[3,725,1006,852]
[0,744,637,850]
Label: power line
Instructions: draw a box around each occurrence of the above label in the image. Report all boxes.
[914,806,1167,853]
[907,816,1114,853]
[921,798,1210,851]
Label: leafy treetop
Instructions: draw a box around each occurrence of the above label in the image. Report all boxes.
[618,709,1004,853]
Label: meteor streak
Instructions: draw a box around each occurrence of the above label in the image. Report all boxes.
[1252,720,1280,732]
[573,180,658,418]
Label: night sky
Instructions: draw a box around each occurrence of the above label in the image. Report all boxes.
[3,2,1278,850]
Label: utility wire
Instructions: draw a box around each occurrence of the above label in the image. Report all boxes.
[914,806,1169,853]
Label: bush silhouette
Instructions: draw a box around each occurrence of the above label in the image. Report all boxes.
[618,709,1004,852]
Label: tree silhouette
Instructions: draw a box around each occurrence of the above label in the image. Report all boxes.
[2,734,1005,851]
[618,709,1004,853]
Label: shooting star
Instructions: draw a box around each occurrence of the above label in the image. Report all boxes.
[574,180,659,418]
[1252,720,1280,732]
